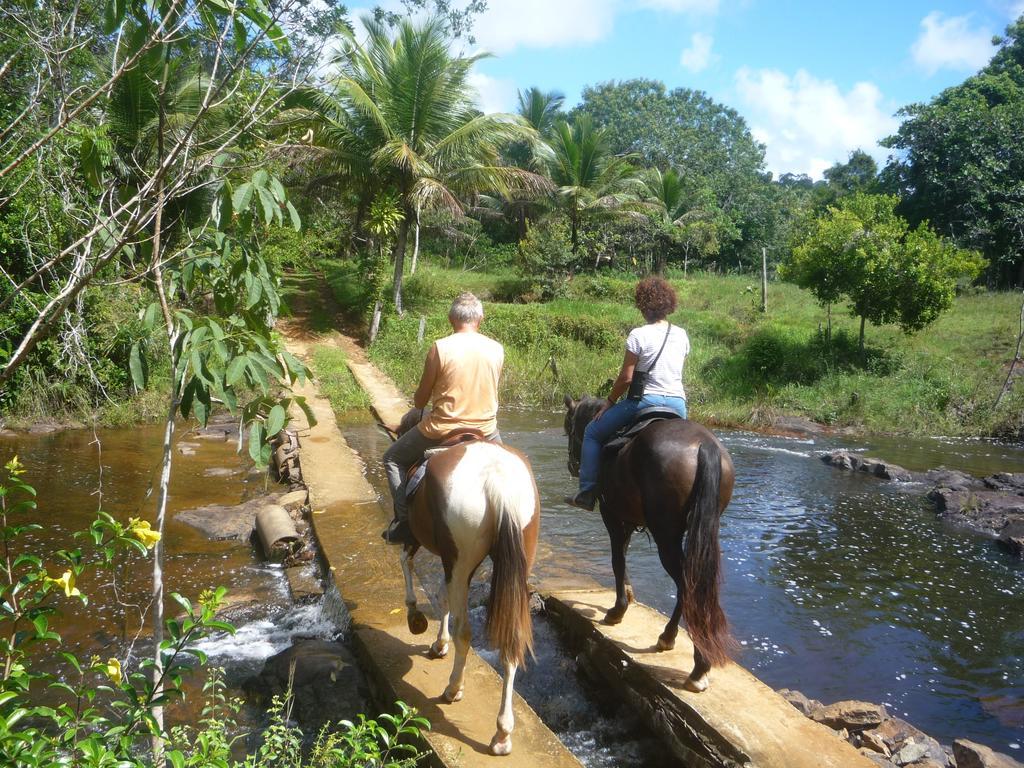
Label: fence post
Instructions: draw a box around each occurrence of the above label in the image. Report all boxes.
[761,247,768,314]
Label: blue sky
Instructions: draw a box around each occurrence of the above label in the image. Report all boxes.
[444,0,1024,178]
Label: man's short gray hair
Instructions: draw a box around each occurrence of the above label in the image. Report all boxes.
[449,292,484,324]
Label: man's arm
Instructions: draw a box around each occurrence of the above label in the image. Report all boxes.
[413,344,439,409]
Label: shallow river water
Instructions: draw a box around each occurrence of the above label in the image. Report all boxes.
[3,412,1024,761]
[344,409,1024,757]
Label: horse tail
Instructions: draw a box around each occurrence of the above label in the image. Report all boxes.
[484,457,535,668]
[682,440,732,666]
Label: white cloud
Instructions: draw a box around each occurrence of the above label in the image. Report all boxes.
[734,67,899,179]
[911,12,993,75]
[471,0,618,54]
[467,0,719,55]
[636,0,719,12]
[680,32,714,72]
[468,72,519,113]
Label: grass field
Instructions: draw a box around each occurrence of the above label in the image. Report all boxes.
[313,259,1024,438]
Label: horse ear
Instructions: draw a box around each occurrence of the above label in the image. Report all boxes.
[563,394,576,410]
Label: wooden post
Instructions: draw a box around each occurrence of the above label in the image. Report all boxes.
[417,316,426,345]
[760,247,768,314]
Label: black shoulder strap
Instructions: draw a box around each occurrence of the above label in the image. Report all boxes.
[643,324,672,373]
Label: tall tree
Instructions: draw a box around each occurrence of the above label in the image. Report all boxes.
[823,149,879,197]
[291,15,542,313]
[575,78,772,267]
[547,115,642,257]
[882,16,1024,287]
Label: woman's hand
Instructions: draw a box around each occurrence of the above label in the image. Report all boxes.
[593,399,613,421]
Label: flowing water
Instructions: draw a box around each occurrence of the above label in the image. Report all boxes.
[5,413,1024,762]
[0,425,345,728]
[343,410,1024,758]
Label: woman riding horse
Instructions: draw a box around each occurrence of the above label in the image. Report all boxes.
[563,275,735,692]
[565,276,691,511]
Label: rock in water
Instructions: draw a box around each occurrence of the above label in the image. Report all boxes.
[953,739,1024,768]
[243,640,366,728]
[811,700,888,731]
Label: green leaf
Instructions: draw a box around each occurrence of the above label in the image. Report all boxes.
[252,169,269,188]
[248,421,264,463]
[265,404,286,437]
[214,182,233,230]
[143,302,160,330]
[226,355,248,386]
[233,16,248,54]
[129,343,147,390]
[232,183,253,212]
[257,186,276,227]
[269,176,286,203]
[286,200,301,232]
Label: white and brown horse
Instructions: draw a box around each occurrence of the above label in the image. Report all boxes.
[391,409,539,756]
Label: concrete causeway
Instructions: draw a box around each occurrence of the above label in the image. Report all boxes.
[284,324,879,768]
[283,331,582,768]
[543,588,878,768]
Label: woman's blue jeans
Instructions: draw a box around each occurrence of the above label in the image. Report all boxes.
[578,394,687,493]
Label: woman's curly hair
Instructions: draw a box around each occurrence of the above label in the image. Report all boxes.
[635,276,678,323]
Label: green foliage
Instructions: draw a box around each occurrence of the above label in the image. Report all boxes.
[784,193,986,345]
[882,16,1024,287]
[285,13,539,311]
[575,78,776,267]
[131,167,315,465]
[546,115,644,256]
[520,217,577,282]
[0,461,433,767]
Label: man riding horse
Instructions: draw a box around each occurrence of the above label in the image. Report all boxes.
[382,291,504,545]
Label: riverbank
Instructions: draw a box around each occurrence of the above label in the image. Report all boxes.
[314,260,1024,440]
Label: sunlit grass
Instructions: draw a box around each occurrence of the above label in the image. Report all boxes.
[317,258,1024,437]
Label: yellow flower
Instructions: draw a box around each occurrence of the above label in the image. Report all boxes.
[49,570,81,598]
[4,456,24,476]
[127,518,161,549]
[104,657,122,685]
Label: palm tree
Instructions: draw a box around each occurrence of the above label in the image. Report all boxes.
[292,15,543,313]
[547,115,643,257]
[642,168,727,274]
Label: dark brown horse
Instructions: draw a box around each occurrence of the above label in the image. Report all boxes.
[392,409,540,755]
[563,395,735,691]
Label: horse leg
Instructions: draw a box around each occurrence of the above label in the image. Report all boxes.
[604,522,633,625]
[442,564,472,704]
[653,535,684,652]
[490,660,517,756]
[401,545,428,635]
[650,515,711,691]
[429,577,451,658]
[685,648,712,693]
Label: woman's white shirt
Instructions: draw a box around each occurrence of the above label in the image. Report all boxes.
[625,322,689,399]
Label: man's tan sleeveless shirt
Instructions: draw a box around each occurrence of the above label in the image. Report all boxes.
[418,331,503,440]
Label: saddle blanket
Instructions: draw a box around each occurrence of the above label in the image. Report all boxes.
[404,431,486,501]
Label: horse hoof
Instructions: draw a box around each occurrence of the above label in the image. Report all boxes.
[625,585,635,604]
[490,733,512,756]
[429,641,449,659]
[683,673,709,693]
[603,607,626,625]
[443,685,463,703]
[656,634,675,651]
[407,610,428,635]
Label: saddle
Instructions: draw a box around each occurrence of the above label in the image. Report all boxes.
[404,429,487,500]
[601,407,684,463]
